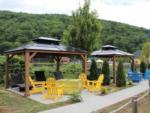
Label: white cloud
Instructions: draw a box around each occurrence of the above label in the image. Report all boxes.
[0,0,150,29]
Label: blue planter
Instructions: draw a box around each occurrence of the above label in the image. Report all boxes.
[143,69,150,80]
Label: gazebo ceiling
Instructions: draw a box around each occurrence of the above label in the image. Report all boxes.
[91,45,133,57]
[4,37,86,54]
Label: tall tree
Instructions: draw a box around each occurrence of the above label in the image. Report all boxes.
[102,60,110,85]
[140,61,146,76]
[62,0,101,53]
[116,61,126,87]
[141,42,150,68]
[88,59,98,80]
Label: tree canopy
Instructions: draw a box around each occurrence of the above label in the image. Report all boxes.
[0,10,149,53]
[62,0,101,53]
[141,42,150,66]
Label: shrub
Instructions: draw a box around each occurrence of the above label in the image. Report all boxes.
[101,87,108,94]
[128,80,133,86]
[102,60,110,85]
[140,61,146,75]
[116,61,126,87]
[9,57,25,79]
[88,59,98,80]
[69,93,82,102]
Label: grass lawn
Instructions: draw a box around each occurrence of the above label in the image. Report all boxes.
[97,91,150,113]
[0,85,74,113]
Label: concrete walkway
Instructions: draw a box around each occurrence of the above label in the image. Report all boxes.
[39,80,149,113]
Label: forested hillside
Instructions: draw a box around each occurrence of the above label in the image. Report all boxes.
[0,11,149,53]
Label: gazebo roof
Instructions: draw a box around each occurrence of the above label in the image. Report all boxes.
[5,37,86,54]
[91,45,133,57]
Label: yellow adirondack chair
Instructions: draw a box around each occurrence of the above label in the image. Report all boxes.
[87,74,104,92]
[44,78,64,100]
[79,73,88,89]
[29,76,45,94]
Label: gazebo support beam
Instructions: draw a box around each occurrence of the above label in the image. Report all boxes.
[5,55,9,88]
[113,56,116,83]
[131,57,135,71]
[5,54,15,88]
[80,54,87,74]
[55,56,61,72]
[29,52,37,61]
[24,51,30,97]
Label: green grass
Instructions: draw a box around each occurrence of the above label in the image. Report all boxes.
[0,85,74,113]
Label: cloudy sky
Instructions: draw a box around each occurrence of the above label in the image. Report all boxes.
[0,0,150,29]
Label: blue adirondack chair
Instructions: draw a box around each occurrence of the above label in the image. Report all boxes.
[143,69,150,80]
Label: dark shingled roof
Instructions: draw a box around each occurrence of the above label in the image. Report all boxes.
[91,45,133,57]
[5,37,86,54]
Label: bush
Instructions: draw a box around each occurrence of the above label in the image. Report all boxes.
[128,80,133,86]
[116,61,126,87]
[88,59,98,80]
[69,93,82,102]
[102,60,110,85]
[140,61,146,75]
[101,87,108,94]
[9,57,25,78]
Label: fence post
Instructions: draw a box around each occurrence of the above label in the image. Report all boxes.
[132,96,138,113]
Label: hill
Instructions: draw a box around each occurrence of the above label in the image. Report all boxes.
[0,11,149,53]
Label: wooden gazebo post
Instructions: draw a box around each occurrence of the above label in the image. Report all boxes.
[113,56,116,83]
[80,54,87,74]
[131,57,135,71]
[5,55,9,88]
[24,51,30,96]
[55,56,61,72]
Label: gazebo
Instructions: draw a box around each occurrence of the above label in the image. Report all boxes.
[91,45,133,83]
[4,37,87,96]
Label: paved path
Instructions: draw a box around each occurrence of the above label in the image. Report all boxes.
[39,80,149,113]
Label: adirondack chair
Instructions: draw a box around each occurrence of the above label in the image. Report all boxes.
[86,74,104,92]
[53,71,64,80]
[79,73,88,89]
[34,71,46,85]
[29,76,45,94]
[43,78,64,100]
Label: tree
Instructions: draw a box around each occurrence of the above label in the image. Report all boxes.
[141,42,150,68]
[88,59,98,80]
[101,60,110,85]
[116,61,126,87]
[62,0,101,53]
[140,61,146,76]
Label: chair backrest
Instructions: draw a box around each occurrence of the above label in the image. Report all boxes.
[53,71,63,80]
[79,73,87,80]
[46,77,56,87]
[35,71,46,81]
[98,74,104,83]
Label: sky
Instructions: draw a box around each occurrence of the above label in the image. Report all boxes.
[0,0,150,29]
